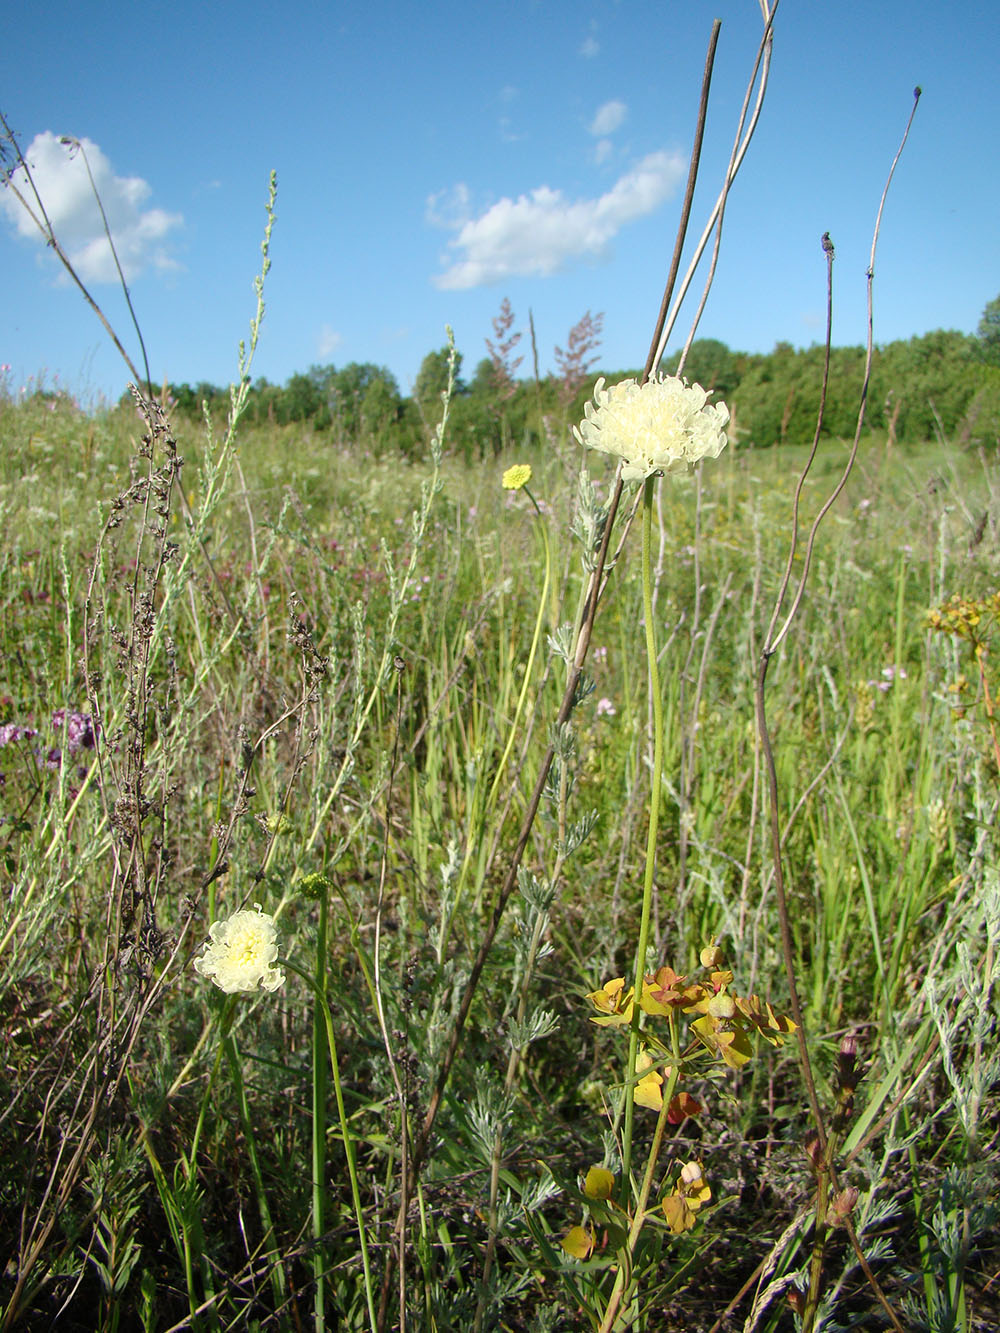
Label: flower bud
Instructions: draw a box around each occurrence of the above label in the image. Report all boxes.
[803,1135,823,1170]
[837,1032,859,1090]
[831,1186,859,1226]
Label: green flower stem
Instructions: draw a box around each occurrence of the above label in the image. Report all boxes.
[484,486,550,817]
[450,484,552,944]
[221,1034,287,1310]
[600,1014,681,1333]
[312,894,330,1332]
[622,477,665,1193]
[134,1002,233,1328]
[283,954,378,1333]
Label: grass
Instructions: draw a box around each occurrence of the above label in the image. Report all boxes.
[2,371,999,1330]
[2,45,996,1331]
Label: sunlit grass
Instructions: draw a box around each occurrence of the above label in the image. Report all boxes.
[1,382,997,1329]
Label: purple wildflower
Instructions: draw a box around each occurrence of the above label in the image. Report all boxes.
[51,709,98,753]
[0,723,38,747]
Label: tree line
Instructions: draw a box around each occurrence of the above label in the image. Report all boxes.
[166,297,1000,457]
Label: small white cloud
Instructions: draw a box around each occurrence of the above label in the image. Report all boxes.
[425,183,471,229]
[498,116,525,144]
[1,131,182,283]
[593,139,614,166]
[317,324,343,359]
[430,150,685,291]
[580,35,599,58]
[590,100,627,137]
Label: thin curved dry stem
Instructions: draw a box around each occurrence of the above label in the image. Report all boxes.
[642,18,721,383]
[651,1,777,372]
[59,135,153,397]
[403,22,728,1206]
[675,2,777,377]
[407,471,622,1189]
[754,88,921,1333]
[767,88,922,656]
[0,113,148,390]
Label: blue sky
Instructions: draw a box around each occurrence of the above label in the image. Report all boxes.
[2,1,997,405]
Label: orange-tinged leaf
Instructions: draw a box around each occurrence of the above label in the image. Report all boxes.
[587,978,634,1025]
[737,993,797,1044]
[639,979,672,1015]
[667,1092,703,1124]
[561,1225,595,1259]
[691,1014,720,1046]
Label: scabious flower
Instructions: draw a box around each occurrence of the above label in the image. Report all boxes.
[502,463,532,490]
[573,374,729,482]
[193,904,285,994]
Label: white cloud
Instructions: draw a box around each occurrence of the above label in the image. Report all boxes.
[425,183,471,229]
[317,324,343,359]
[430,151,685,291]
[1,131,182,283]
[590,100,627,137]
[498,116,525,144]
[593,139,614,166]
[580,36,599,58]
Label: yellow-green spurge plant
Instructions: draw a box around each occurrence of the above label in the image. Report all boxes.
[560,944,795,1331]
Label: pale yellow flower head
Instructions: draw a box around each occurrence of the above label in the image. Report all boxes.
[194,904,285,994]
[502,463,532,491]
[573,373,729,482]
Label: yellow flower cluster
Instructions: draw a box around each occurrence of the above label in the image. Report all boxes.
[927,591,1000,642]
[587,947,796,1097]
[573,374,729,482]
[501,463,532,491]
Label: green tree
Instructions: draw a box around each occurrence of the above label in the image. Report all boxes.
[313,362,398,445]
[664,338,740,398]
[277,372,322,424]
[359,371,402,454]
[414,346,464,424]
[976,295,1000,366]
[875,330,980,441]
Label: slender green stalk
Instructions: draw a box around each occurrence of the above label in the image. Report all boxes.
[599,1014,681,1333]
[622,477,666,1192]
[484,486,551,816]
[221,1035,287,1310]
[284,957,378,1333]
[312,894,330,1331]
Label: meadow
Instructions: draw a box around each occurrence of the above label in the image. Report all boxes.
[2,17,999,1327]
[2,361,998,1331]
